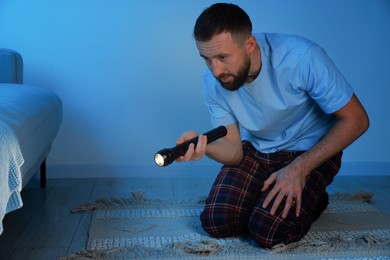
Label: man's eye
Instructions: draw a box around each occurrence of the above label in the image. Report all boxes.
[218,55,227,61]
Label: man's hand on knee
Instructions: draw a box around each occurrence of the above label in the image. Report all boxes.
[261,165,306,218]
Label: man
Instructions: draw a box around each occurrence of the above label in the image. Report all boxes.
[176,3,369,248]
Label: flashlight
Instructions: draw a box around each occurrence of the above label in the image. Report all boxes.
[154,125,227,167]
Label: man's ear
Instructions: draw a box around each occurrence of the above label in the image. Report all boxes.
[246,36,257,53]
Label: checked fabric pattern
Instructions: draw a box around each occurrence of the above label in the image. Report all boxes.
[200,140,342,248]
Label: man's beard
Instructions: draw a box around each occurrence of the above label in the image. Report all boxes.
[217,55,251,91]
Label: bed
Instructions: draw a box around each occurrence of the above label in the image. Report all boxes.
[0,48,62,234]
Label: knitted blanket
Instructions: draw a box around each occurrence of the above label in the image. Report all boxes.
[0,120,24,234]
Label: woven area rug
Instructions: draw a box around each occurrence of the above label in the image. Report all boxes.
[60,191,390,259]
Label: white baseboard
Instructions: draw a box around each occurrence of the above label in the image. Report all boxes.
[45,162,390,178]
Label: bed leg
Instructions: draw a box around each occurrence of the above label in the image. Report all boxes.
[40,159,46,188]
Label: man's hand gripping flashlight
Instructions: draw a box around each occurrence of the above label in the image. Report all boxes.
[154,126,227,167]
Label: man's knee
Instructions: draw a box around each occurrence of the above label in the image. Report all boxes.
[247,208,310,249]
[200,205,244,238]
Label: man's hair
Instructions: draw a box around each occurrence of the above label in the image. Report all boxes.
[193,3,252,44]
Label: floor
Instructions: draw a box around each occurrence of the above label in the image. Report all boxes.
[0,175,389,260]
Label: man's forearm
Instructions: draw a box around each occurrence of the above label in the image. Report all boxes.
[290,95,369,177]
[205,123,243,165]
[206,138,243,165]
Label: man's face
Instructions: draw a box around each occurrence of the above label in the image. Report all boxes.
[196,32,251,91]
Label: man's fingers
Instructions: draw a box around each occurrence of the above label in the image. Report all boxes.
[181,135,207,162]
[263,188,299,218]
[261,173,276,192]
[262,186,278,210]
[176,131,199,145]
[270,192,286,215]
[261,169,305,218]
[182,143,195,161]
[194,135,207,157]
[282,194,295,218]
[295,194,302,217]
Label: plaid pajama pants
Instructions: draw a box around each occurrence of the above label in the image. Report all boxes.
[200,140,342,249]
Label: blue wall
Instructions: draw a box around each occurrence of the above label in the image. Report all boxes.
[1,0,389,176]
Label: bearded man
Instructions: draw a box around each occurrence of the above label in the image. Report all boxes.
[175,3,369,248]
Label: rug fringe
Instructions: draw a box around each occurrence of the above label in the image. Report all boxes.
[330,190,374,202]
[71,191,147,213]
[59,232,390,259]
[271,240,334,253]
[57,248,122,260]
[71,190,374,213]
[71,191,206,213]
[173,239,222,256]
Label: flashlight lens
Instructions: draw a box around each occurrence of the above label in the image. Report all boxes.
[154,153,165,167]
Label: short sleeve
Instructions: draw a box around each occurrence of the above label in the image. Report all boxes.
[300,45,354,114]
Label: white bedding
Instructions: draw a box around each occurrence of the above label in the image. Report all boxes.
[0,121,24,234]
[0,84,62,234]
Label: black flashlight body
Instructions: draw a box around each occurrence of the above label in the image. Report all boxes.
[155,125,227,167]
